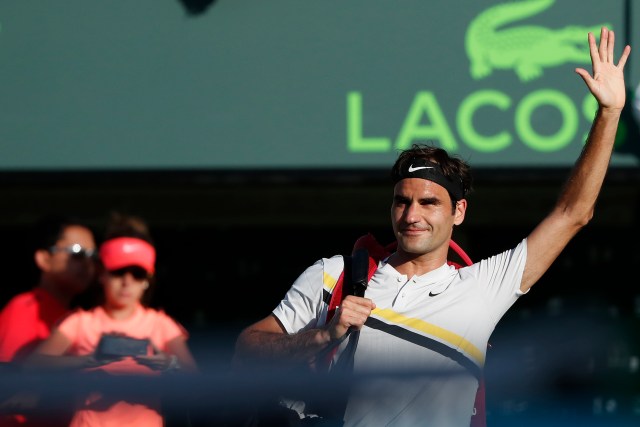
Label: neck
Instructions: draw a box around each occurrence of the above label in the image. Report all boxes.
[38,279,73,308]
[387,251,447,277]
[104,303,139,320]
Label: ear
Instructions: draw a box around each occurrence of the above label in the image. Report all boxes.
[34,249,53,272]
[453,199,467,226]
[97,273,108,287]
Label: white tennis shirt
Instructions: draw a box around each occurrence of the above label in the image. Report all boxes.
[273,238,527,427]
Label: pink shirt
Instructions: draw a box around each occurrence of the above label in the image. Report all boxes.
[57,304,188,427]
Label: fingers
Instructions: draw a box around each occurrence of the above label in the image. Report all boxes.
[150,342,161,355]
[598,27,609,62]
[574,68,591,86]
[598,27,609,63]
[341,295,375,314]
[587,30,600,77]
[595,27,631,69]
[327,296,375,340]
[339,296,375,330]
[134,354,168,371]
[617,44,631,69]
[607,28,614,63]
[588,31,598,70]
[584,27,631,78]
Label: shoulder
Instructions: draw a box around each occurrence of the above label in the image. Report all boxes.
[0,291,39,317]
[140,307,187,337]
[305,255,345,292]
[54,307,95,337]
[281,255,346,303]
[458,239,527,288]
[0,292,28,310]
[58,307,93,324]
[466,238,527,269]
[139,307,178,324]
[4,290,36,306]
[318,255,345,276]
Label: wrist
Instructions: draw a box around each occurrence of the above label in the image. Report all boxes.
[316,329,334,347]
[322,325,350,346]
[598,106,623,117]
[83,355,100,369]
[164,355,180,372]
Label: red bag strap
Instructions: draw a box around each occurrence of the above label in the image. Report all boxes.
[324,234,483,427]
[327,234,472,322]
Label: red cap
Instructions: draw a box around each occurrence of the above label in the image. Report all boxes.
[99,237,156,274]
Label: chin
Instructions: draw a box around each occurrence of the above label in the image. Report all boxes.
[398,241,428,255]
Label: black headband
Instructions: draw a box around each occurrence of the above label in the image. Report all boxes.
[393,158,464,200]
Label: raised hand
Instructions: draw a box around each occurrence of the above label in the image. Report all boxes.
[575,26,631,111]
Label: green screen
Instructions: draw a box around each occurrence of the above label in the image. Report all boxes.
[0,0,637,171]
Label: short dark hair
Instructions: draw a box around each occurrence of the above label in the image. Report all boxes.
[391,143,473,203]
[32,214,93,250]
[103,211,153,245]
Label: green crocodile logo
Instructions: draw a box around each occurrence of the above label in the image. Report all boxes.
[465,0,610,82]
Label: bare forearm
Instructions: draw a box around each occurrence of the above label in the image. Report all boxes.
[234,328,332,366]
[556,107,621,220]
[23,353,100,371]
[524,107,622,290]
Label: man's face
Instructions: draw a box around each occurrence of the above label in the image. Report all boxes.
[46,225,97,294]
[390,178,466,257]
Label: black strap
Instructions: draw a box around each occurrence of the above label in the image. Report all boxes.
[342,254,353,297]
[312,249,372,421]
[334,248,370,373]
[342,248,369,299]
[350,248,369,298]
[319,248,371,369]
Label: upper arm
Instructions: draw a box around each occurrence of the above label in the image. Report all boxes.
[0,302,33,361]
[240,314,287,336]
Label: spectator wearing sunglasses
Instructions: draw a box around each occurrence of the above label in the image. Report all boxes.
[23,213,198,427]
[0,214,97,427]
[0,215,97,365]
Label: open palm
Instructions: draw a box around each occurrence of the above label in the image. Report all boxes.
[575,27,631,111]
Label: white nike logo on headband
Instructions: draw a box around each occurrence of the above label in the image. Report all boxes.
[408,165,434,173]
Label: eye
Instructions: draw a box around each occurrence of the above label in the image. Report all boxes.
[393,195,409,206]
[417,197,438,206]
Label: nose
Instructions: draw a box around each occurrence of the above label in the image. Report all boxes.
[403,201,420,224]
[121,272,139,286]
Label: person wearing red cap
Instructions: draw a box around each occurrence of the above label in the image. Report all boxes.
[24,213,198,427]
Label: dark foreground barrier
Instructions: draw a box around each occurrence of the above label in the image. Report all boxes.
[1,360,640,427]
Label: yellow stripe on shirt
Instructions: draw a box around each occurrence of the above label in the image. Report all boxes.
[371,307,485,366]
[323,271,339,294]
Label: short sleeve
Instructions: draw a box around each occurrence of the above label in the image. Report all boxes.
[273,256,344,334]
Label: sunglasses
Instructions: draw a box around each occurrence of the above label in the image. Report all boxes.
[108,266,149,281]
[49,244,98,260]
